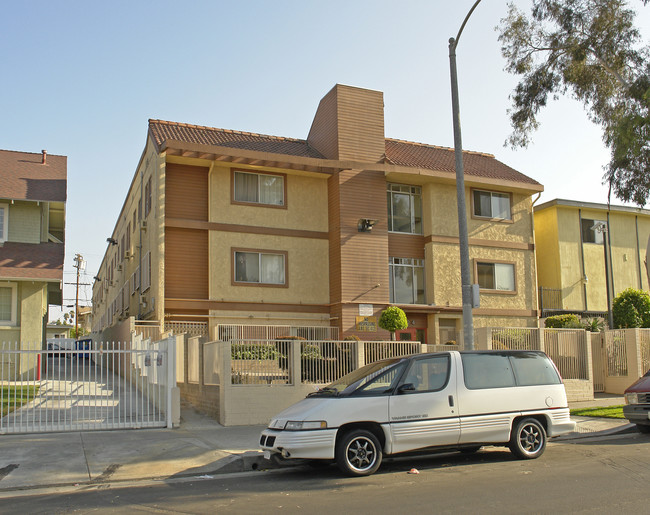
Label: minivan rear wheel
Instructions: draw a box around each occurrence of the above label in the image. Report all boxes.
[509,418,546,459]
[336,429,382,476]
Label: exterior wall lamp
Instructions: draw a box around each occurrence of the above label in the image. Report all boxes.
[358,219,378,232]
[106,237,118,245]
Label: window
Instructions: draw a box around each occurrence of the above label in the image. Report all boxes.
[389,258,425,304]
[387,184,422,234]
[126,223,131,252]
[476,261,515,292]
[233,171,285,206]
[144,176,152,218]
[141,252,151,292]
[581,218,606,244]
[234,250,286,285]
[0,284,17,324]
[462,353,516,389]
[0,203,8,243]
[473,190,511,220]
[401,355,450,392]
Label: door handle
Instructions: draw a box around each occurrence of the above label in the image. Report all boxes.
[448,395,454,407]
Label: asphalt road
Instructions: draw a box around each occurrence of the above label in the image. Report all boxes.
[2,432,649,514]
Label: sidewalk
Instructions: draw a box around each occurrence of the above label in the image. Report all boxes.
[0,395,633,493]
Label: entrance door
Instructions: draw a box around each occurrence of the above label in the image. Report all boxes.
[396,328,427,344]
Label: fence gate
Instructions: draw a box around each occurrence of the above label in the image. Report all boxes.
[1,339,174,434]
[590,333,606,392]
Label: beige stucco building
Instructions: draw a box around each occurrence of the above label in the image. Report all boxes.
[92,84,543,345]
[534,199,650,319]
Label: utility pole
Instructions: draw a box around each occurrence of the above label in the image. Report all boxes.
[73,253,85,338]
[449,0,483,350]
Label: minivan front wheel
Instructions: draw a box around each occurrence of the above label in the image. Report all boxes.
[509,418,546,459]
[336,429,382,476]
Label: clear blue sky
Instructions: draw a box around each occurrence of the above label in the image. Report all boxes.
[1,0,647,320]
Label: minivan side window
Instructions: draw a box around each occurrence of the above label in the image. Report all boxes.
[354,362,407,396]
[510,352,561,385]
[462,354,516,389]
[401,355,450,392]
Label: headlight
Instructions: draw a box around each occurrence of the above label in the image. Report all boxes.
[625,393,639,405]
[284,420,327,430]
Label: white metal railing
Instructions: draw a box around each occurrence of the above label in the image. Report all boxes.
[165,321,208,338]
[474,327,541,351]
[638,329,650,372]
[363,340,423,363]
[1,339,174,434]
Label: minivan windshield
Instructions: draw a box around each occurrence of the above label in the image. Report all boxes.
[309,357,406,397]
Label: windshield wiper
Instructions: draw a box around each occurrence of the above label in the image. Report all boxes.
[307,386,339,397]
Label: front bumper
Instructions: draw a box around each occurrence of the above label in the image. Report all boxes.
[260,428,337,460]
[623,405,650,426]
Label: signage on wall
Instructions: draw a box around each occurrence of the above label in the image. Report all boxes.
[356,316,377,332]
[358,304,374,317]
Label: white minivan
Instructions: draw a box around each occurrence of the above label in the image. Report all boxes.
[260,350,576,476]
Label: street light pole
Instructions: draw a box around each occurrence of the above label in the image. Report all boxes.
[449,0,483,350]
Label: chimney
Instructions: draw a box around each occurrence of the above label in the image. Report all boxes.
[41,150,47,164]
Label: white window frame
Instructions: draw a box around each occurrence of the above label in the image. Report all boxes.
[472,190,512,221]
[0,282,17,325]
[389,257,426,304]
[0,203,8,243]
[476,261,516,292]
[387,184,423,234]
[581,218,606,245]
[233,250,287,286]
[233,170,285,207]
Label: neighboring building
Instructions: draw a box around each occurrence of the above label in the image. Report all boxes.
[46,323,73,340]
[92,84,542,345]
[0,149,66,347]
[534,199,650,319]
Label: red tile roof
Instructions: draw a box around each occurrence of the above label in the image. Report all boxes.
[385,139,541,186]
[0,149,67,202]
[148,120,540,186]
[149,120,324,159]
[0,242,64,281]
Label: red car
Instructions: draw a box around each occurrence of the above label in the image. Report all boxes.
[624,369,650,433]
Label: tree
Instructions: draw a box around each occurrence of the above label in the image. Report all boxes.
[612,287,650,327]
[498,0,650,205]
[378,306,408,340]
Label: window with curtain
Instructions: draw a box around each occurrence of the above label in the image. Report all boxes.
[476,262,515,291]
[235,251,286,285]
[234,171,284,206]
[389,257,425,304]
[473,190,511,220]
[387,184,422,234]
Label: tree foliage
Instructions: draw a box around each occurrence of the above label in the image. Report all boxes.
[378,306,408,339]
[612,287,650,328]
[498,0,650,204]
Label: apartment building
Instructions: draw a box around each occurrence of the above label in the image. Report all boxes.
[0,149,66,346]
[535,199,650,319]
[92,84,543,344]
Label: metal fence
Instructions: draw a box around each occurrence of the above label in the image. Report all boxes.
[165,321,208,338]
[639,329,650,372]
[544,329,589,380]
[215,324,339,342]
[1,339,174,434]
[605,330,629,376]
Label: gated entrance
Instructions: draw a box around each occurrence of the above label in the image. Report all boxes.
[1,338,176,434]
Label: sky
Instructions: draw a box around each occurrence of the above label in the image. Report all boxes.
[1,0,648,322]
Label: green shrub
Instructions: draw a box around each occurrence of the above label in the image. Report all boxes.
[231,343,283,360]
[378,306,408,339]
[583,318,605,332]
[545,314,582,329]
[612,288,650,328]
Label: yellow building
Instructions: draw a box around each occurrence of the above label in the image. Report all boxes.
[92,84,543,345]
[534,199,650,320]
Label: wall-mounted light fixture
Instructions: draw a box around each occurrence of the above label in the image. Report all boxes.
[93,276,101,282]
[357,219,378,232]
[106,237,118,245]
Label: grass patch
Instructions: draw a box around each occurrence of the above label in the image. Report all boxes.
[570,405,625,419]
[1,385,40,416]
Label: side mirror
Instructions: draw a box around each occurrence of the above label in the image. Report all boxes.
[398,383,416,394]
